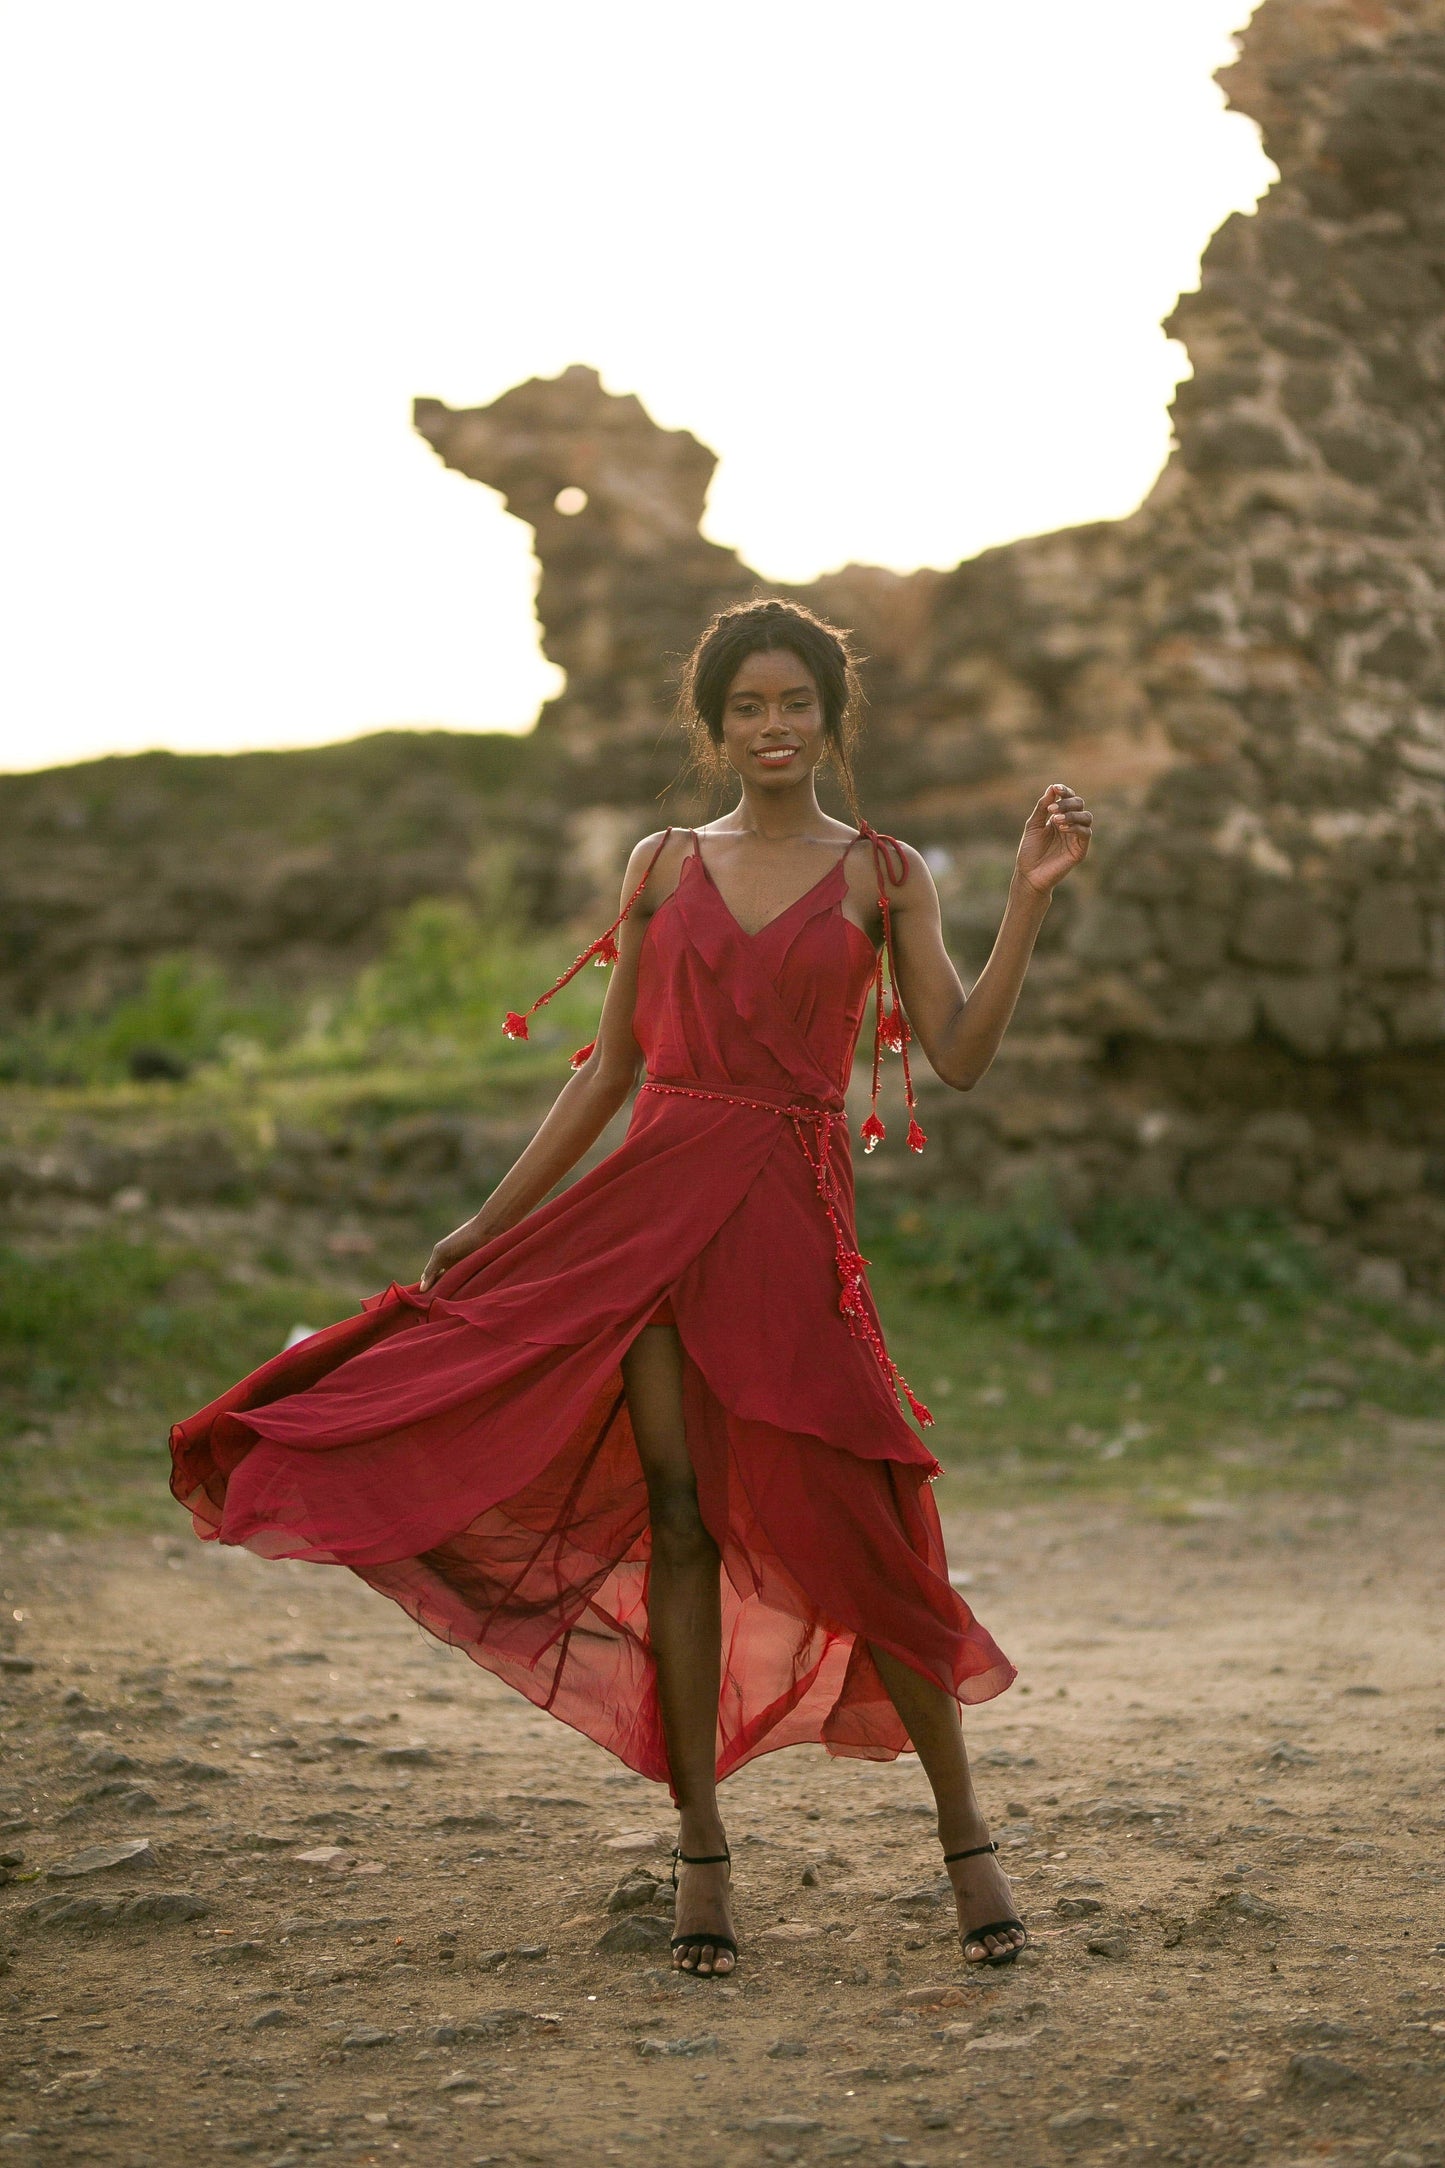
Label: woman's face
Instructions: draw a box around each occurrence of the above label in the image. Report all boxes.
[719,648,826,787]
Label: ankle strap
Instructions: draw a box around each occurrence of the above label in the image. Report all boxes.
[673,1847,731,1866]
[942,1839,998,1864]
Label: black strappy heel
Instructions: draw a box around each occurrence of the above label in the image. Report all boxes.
[669,1846,737,1973]
[942,1839,1028,1967]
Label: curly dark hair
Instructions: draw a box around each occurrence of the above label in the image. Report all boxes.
[675,597,865,822]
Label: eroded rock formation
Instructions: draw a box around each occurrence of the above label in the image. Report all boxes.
[417,0,1445,1285]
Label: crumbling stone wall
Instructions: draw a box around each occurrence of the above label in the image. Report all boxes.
[417,0,1445,1290]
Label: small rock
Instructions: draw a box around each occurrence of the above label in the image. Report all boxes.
[890,1880,950,1916]
[765,2040,809,2059]
[159,1757,232,1782]
[607,1868,666,1915]
[759,1922,821,1942]
[1286,2051,1361,2094]
[342,2027,395,2050]
[1215,1890,1284,1924]
[377,1744,434,1765]
[636,2033,721,2058]
[0,1655,35,1675]
[742,2116,823,2134]
[602,1829,667,1854]
[1056,1896,1103,1918]
[1263,1739,1317,1767]
[292,1846,351,1870]
[596,1914,673,1955]
[249,2008,292,2030]
[231,1831,294,1853]
[1048,2106,1126,2148]
[967,2029,1043,2054]
[513,1943,548,1960]
[432,1811,506,1832]
[1085,1932,1130,1960]
[46,1838,158,1879]
[899,1984,968,2009]
[269,1648,330,1665]
[78,1746,139,1775]
[439,2069,487,2091]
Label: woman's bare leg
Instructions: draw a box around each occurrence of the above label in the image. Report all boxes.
[620,1323,734,1975]
[870,1645,1027,1963]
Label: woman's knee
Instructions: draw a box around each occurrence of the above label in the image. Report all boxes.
[647,1472,712,1557]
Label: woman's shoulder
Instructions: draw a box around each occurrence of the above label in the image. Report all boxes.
[622,825,694,908]
[845,824,933,897]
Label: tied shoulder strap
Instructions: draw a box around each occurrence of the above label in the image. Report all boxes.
[857,823,926,1157]
[503,826,675,1068]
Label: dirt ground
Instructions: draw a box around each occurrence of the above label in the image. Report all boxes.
[1,1488,1442,2168]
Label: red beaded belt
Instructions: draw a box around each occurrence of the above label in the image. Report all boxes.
[638,1077,933,1431]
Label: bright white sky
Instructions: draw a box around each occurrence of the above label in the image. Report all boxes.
[0,1,1273,773]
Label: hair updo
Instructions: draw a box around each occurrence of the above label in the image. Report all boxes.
[675,597,866,821]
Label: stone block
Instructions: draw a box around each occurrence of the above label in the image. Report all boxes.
[1154,904,1228,972]
[1183,1149,1297,1213]
[1067,901,1155,968]
[1239,1111,1315,1156]
[1256,974,1342,1056]
[1351,884,1429,979]
[1337,1142,1425,1204]
[1165,976,1257,1046]
[1234,895,1343,970]
[1384,985,1445,1047]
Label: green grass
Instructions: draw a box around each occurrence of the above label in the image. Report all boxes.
[863,1196,1445,1510]
[0,1231,353,1531]
[1,1199,1441,1535]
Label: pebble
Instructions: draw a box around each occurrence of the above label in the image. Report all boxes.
[603,1829,668,1853]
[231,1831,294,1852]
[890,1881,950,1916]
[607,1868,666,1914]
[342,2027,395,2050]
[376,1744,434,1765]
[46,1838,158,1878]
[23,1889,208,1927]
[1048,2105,1126,2147]
[635,2033,720,2057]
[596,1914,673,1955]
[1085,1932,1131,1959]
[292,1846,352,1870]
[759,1923,821,1942]
[966,2029,1042,2053]
[433,1811,506,1832]
[765,2040,809,2059]
[159,1757,232,1782]
[898,1985,968,2009]
[513,1943,548,1960]
[741,2116,822,2134]
[0,1655,36,1674]
[249,2008,292,2030]
[1055,1895,1103,1918]
[78,1746,139,1775]
[1286,2052,1361,2094]
[1214,1890,1283,1925]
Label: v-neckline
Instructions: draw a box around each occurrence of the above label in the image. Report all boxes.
[691,830,859,941]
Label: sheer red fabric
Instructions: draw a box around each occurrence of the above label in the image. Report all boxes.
[169,832,1015,1784]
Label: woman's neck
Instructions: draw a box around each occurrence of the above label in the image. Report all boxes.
[714,777,841,840]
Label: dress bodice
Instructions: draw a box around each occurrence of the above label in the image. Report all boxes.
[633,844,877,1109]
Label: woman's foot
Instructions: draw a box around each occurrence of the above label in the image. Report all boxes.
[671,1839,736,1977]
[943,1834,1028,1966]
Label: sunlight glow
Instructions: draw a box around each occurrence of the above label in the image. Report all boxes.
[0,1,1274,772]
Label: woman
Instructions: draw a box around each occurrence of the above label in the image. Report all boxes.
[170,597,1093,1980]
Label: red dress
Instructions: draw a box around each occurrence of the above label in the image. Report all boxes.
[169,829,1015,1782]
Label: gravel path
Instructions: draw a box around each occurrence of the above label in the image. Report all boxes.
[1,1489,1442,2167]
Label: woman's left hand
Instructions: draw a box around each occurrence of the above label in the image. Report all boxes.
[1014,783,1093,895]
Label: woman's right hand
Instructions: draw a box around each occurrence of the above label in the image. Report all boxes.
[418,1215,488,1295]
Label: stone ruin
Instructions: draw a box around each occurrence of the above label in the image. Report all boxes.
[416,0,1445,1292]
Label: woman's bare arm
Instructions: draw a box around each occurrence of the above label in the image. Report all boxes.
[418,832,674,1291]
[887,783,1093,1093]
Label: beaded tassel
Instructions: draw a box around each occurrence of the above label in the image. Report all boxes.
[502,828,674,1053]
[858,824,928,1156]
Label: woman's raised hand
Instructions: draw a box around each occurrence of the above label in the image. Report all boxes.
[1014,783,1094,895]
[418,1215,486,1295]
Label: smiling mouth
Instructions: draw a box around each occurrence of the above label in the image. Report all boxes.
[753,746,800,765]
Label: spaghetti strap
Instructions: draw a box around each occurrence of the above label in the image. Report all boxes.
[854,821,926,1158]
[502,825,675,1058]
